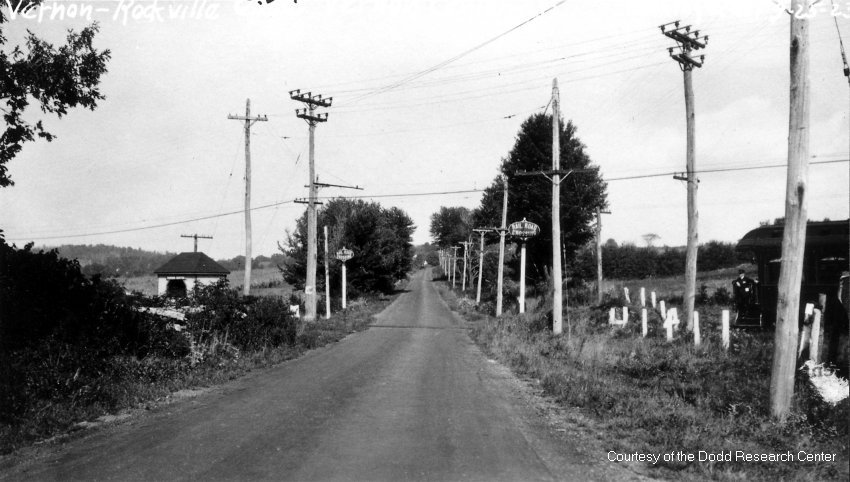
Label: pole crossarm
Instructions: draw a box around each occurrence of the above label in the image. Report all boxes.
[661,20,708,72]
[180,234,212,252]
[307,181,364,190]
[289,90,333,108]
[227,114,268,125]
[294,198,324,205]
[515,167,598,184]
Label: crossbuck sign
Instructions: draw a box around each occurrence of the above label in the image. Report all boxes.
[508,218,540,241]
[336,247,353,262]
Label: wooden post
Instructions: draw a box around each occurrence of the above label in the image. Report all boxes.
[693,311,701,346]
[659,300,666,319]
[476,230,486,304]
[651,291,657,309]
[496,176,508,316]
[519,241,527,314]
[341,261,347,309]
[641,308,648,337]
[596,207,603,304]
[722,309,730,350]
[622,306,629,324]
[815,293,827,363]
[551,78,564,335]
[640,287,646,307]
[770,0,810,421]
[324,225,330,319]
[810,308,823,363]
[609,308,616,324]
[624,287,630,304]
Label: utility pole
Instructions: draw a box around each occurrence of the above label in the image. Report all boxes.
[550,79,563,335]
[228,99,267,297]
[181,234,212,253]
[473,228,495,304]
[461,240,473,292]
[595,208,611,304]
[661,20,708,332]
[770,1,810,422]
[450,246,460,289]
[324,225,331,319]
[290,89,332,322]
[496,176,509,316]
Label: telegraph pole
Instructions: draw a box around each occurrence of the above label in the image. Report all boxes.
[290,89,332,322]
[324,225,330,319]
[228,99,267,297]
[473,228,495,304]
[661,21,708,332]
[450,246,460,289]
[770,1,810,421]
[461,240,472,292]
[550,79,563,335]
[181,234,212,253]
[595,208,611,304]
[496,176,509,316]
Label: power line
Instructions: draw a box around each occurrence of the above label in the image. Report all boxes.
[7,159,848,243]
[341,0,569,106]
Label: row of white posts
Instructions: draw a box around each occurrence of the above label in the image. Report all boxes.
[608,286,731,350]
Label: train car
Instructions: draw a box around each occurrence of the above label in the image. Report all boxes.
[735,219,849,327]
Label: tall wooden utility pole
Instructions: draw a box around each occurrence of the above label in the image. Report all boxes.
[661,21,708,331]
[181,234,212,253]
[228,99,267,297]
[290,90,332,322]
[496,176,509,316]
[595,208,611,304]
[451,246,460,289]
[461,240,472,292]
[550,79,563,335]
[770,0,810,421]
[324,225,331,319]
[473,228,495,304]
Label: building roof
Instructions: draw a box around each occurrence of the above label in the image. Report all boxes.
[736,220,849,252]
[154,252,230,276]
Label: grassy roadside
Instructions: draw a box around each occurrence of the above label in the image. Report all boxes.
[435,280,849,481]
[0,292,398,456]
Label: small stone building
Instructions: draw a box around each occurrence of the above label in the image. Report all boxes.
[153,252,230,297]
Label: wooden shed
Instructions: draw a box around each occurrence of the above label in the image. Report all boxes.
[153,252,230,297]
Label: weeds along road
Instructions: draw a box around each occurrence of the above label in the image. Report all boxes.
[3,269,626,481]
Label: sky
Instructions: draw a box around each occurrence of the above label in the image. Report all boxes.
[1,0,848,260]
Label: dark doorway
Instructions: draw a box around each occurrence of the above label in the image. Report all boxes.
[166,279,187,298]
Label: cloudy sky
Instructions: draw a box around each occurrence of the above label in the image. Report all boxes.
[1,0,848,259]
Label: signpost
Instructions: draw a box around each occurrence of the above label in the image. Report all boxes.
[509,218,540,314]
[336,247,353,309]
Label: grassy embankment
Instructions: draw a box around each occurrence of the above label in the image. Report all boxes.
[438,269,849,481]
[0,288,397,456]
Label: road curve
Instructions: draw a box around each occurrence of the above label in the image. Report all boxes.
[3,269,618,481]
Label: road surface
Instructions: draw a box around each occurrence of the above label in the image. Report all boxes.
[2,269,632,481]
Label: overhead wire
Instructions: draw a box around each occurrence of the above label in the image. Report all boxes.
[7,158,847,243]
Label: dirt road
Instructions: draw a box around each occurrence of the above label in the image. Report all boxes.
[2,269,634,481]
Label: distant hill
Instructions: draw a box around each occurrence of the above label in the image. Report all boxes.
[47,244,177,277]
[45,244,290,278]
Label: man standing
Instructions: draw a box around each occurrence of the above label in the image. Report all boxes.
[732,269,756,316]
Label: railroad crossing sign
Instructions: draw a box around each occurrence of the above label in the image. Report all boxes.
[508,218,540,241]
[336,247,353,262]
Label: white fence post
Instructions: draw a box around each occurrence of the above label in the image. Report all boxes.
[624,287,630,304]
[659,300,666,319]
[664,308,679,342]
[693,311,701,346]
[609,306,627,326]
[651,291,657,309]
[810,308,823,363]
[640,287,646,307]
[721,309,730,351]
[641,308,648,337]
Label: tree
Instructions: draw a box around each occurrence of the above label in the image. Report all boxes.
[429,206,472,248]
[642,233,660,247]
[473,113,607,286]
[281,198,414,295]
[1,5,111,187]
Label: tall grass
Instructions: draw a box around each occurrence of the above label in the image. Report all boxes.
[442,284,848,480]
